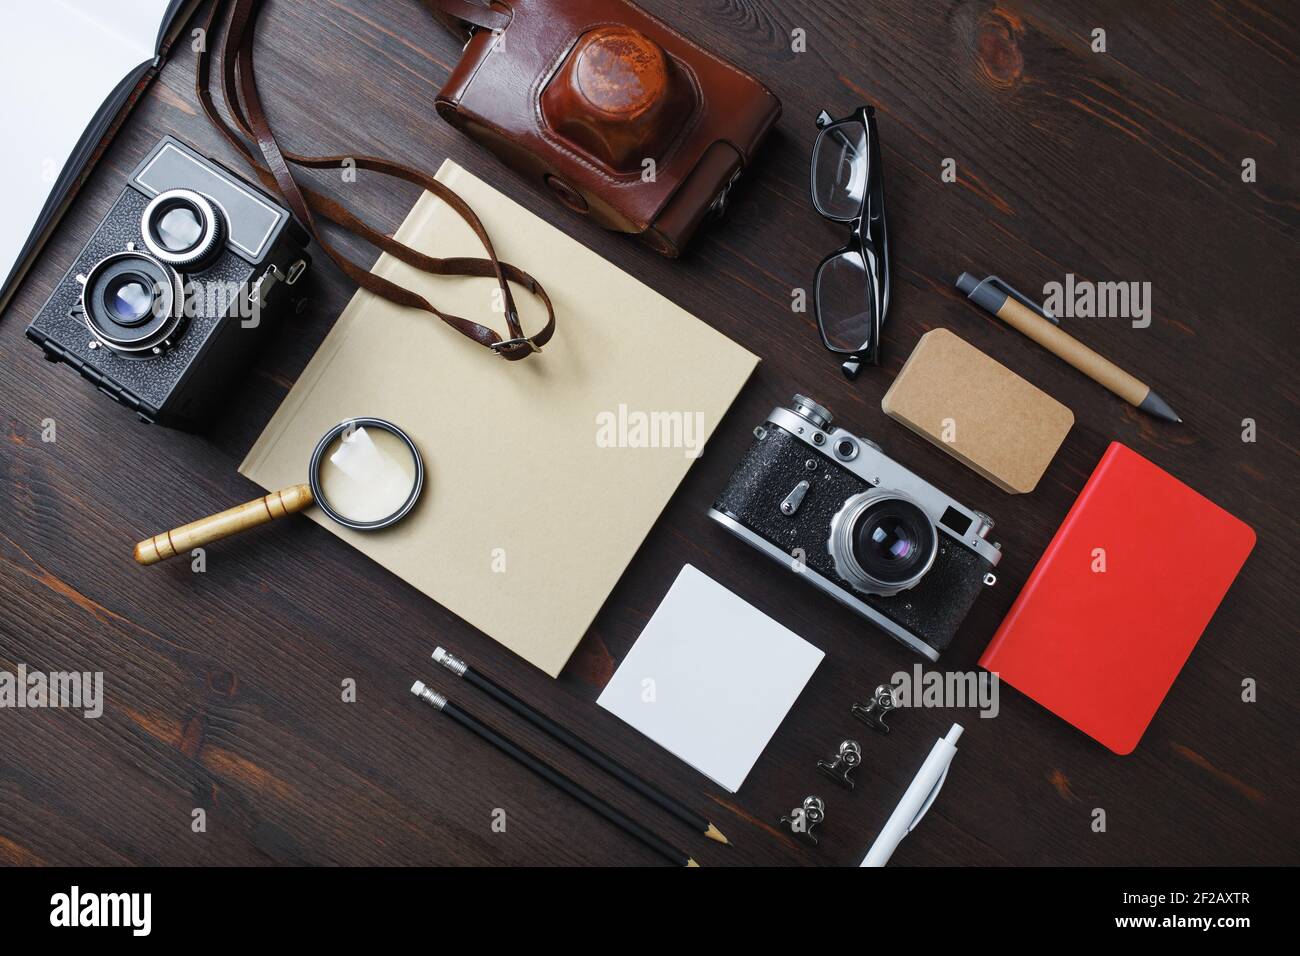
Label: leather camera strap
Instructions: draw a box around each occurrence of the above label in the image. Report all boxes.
[420,0,510,36]
[196,0,553,360]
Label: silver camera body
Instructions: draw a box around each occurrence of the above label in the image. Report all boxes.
[709,396,1003,659]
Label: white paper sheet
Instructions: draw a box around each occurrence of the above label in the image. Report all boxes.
[0,0,173,299]
[597,565,824,793]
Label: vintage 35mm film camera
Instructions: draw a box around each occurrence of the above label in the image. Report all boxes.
[26,136,310,429]
[709,395,1004,659]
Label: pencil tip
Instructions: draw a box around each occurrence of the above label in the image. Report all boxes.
[686,858,700,867]
[704,823,730,845]
[1138,388,1181,424]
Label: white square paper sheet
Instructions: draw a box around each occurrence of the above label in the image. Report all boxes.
[597,565,824,793]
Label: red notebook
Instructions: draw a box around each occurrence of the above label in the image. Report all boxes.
[980,442,1255,754]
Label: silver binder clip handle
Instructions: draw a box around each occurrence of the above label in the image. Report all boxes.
[851,682,901,734]
[816,739,863,790]
[779,795,826,846]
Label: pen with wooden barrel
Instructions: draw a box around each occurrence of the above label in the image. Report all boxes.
[410,682,698,867]
[956,273,1182,423]
[433,647,729,846]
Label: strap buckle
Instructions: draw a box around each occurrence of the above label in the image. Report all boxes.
[491,336,542,356]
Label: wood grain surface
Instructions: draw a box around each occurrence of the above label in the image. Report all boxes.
[1,0,1297,867]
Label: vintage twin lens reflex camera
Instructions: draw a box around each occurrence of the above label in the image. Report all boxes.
[26,136,310,429]
[709,395,1004,660]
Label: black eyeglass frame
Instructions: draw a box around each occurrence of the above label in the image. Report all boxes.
[810,105,891,378]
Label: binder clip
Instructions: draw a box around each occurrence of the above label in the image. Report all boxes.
[779,795,825,846]
[816,739,863,790]
[852,683,901,734]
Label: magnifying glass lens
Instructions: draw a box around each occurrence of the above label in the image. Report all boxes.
[316,425,420,526]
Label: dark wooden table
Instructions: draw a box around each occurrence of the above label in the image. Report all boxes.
[1,0,1296,867]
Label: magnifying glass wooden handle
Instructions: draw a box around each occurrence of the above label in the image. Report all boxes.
[133,484,315,566]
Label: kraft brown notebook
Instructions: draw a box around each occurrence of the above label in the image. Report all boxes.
[881,328,1073,494]
[241,161,757,676]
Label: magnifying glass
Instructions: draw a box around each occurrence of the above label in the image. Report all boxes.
[133,417,424,565]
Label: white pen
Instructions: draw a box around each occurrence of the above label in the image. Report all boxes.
[861,723,963,867]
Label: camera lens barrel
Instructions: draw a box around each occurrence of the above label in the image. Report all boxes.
[79,249,186,355]
[828,490,939,597]
[140,189,225,269]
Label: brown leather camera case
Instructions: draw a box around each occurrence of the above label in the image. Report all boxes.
[434,0,782,256]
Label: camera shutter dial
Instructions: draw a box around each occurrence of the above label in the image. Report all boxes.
[791,394,833,430]
[140,189,225,269]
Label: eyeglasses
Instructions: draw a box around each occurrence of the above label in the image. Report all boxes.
[810,105,890,379]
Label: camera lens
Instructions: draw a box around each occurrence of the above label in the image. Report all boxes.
[829,491,938,597]
[141,189,224,269]
[80,250,184,355]
[154,204,204,252]
[102,273,156,326]
[852,498,934,585]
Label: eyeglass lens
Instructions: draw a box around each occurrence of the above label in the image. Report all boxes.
[817,249,876,352]
[812,120,868,220]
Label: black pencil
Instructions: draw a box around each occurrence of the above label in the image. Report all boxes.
[410,681,697,867]
[433,647,729,845]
